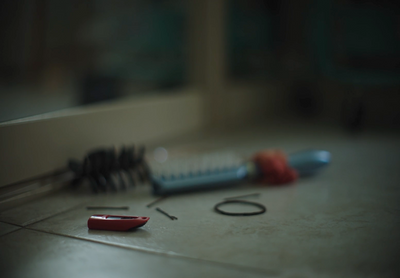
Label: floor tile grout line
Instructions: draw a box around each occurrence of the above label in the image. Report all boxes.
[23,226,278,277]
[20,202,88,228]
[0,220,23,227]
[0,203,86,228]
[0,227,23,237]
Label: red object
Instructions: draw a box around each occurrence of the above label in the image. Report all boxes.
[87,214,149,231]
[253,150,298,185]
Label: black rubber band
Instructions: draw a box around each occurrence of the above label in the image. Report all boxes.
[214,200,266,216]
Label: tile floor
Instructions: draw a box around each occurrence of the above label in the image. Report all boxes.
[1,123,400,277]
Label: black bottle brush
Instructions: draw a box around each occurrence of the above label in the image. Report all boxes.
[68,146,151,193]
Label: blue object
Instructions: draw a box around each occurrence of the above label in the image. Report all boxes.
[152,150,331,195]
[288,150,331,176]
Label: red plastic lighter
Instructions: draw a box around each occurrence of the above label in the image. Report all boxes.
[87,214,149,231]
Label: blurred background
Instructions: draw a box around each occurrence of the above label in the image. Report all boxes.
[0,0,399,130]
